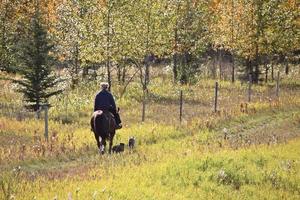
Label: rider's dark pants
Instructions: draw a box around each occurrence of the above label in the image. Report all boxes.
[108,107,122,124]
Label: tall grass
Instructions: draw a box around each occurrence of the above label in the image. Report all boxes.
[0,70,300,199]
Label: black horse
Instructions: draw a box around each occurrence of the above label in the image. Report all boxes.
[91,110,116,154]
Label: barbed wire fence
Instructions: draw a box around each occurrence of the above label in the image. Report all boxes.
[0,102,35,120]
[0,71,285,140]
[140,72,283,124]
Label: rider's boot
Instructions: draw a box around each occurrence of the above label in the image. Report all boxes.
[115,113,122,129]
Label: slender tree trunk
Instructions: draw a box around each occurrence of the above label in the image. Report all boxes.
[285,60,289,75]
[1,2,7,51]
[173,2,181,83]
[173,26,178,82]
[142,62,148,122]
[271,63,274,81]
[106,3,111,91]
[0,3,7,71]
[265,63,268,83]
[180,52,188,84]
[35,100,41,119]
[231,57,235,83]
[93,64,97,80]
[250,61,254,80]
[72,43,79,86]
[212,55,216,79]
[145,62,150,85]
[122,65,126,83]
[117,64,121,84]
[219,50,223,80]
[254,63,259,83]
[142,90,146,122]
[253,42,260,84]
[246,58,253,82]
[82,67,88,79]
[144,64,149,91]
[74,44,79,76]
[231,0,235,83]
[107,60,111,92]
[144,0,151,85]
[173,53,178,82]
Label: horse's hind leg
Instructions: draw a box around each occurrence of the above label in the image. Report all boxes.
[108,132,115,154]
[108,138,112,154]
[99,136,105,154]
[94,133,100,149]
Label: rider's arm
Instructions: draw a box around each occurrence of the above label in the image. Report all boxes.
[109,93,117,111]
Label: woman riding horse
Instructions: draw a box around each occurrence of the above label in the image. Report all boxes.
[94,82,122,128]
[91,82,122,154]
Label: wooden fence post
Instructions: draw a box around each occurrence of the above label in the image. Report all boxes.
[39,104,49,141]
[214,82,218,113]
[179,90,183,122]
[276,71,280,98]
[142,95,146,122]
[44,105,49,141]
[248,74,252,102]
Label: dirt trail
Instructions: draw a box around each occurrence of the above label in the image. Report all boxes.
[216,108,300,149]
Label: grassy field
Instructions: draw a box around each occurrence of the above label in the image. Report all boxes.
[0,69,300,200]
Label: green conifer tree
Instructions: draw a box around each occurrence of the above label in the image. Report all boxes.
[14,7,62,111]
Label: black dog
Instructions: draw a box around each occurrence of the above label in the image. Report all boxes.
[112,143,125,153]
[128,137,135,149]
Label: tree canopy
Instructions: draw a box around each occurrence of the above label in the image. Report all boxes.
[0,0,299,86]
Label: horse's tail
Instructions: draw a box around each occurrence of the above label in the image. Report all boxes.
[93,110,104,135]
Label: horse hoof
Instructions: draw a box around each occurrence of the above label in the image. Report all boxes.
[99,149,105,155]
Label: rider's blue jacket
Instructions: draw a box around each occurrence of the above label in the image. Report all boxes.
[94,89,116,112]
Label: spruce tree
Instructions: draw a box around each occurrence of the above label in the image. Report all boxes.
[14,8,62,111]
